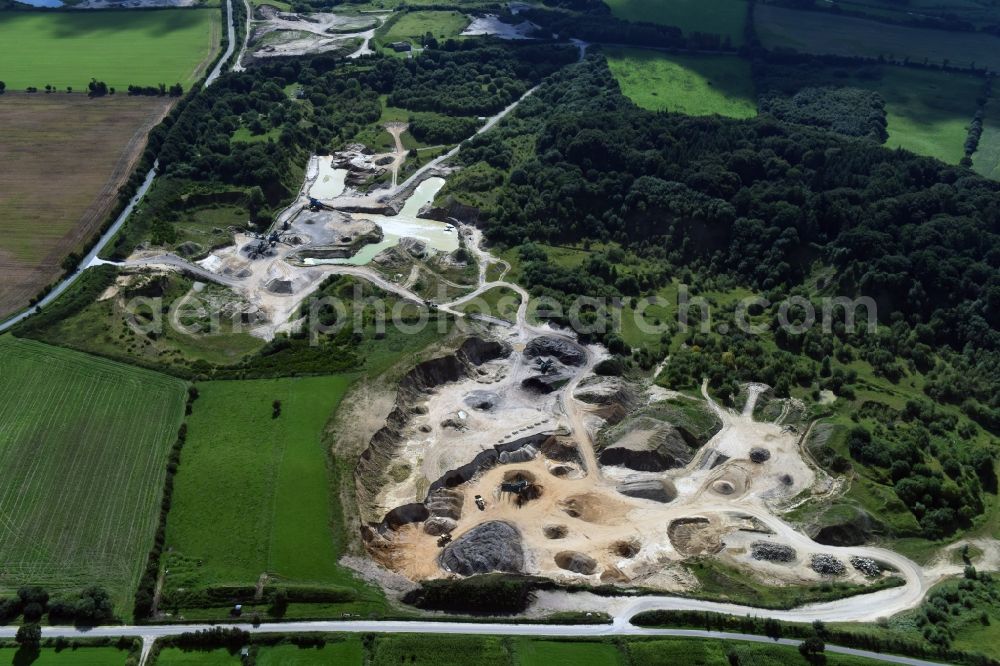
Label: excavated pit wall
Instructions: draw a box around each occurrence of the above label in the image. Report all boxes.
[355,336,511,527]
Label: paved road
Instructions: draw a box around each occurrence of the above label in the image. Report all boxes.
[206,0,237,85]
[0,619,948,666]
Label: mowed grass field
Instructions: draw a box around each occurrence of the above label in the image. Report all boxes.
[371,635,510,666]
[0,93,172,319]
[606,48,757,118]
[162,376,367,602]
[0,9,221,90]
[604,0,747,45]
[0,336,186,609]
[514,639,624,665]
[754,3,1000,72]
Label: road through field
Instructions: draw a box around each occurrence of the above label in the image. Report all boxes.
[0,619,949,666]
[206,0,236,85]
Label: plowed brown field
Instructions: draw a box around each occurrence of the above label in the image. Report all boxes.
[0,93,172,318]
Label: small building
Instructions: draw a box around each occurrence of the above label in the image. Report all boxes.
[390,41,412,52]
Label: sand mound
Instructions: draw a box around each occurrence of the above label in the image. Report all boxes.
[611,539,640,558]
[616,477,678,503]
[668,517,725,556]
[555,550,598,575]
[543,524,568,539]
[558,493,625,525]
[712,480,736,495]
[706,466,749,498]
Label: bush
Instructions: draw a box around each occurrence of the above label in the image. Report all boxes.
[403,575,536,614]
[15,623,41,649]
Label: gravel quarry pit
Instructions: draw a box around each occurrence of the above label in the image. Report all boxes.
[115,134,939,613]
[361,323,892,596]
[163,157,926,604]
[125,158,459,341]
[248,7,382,59]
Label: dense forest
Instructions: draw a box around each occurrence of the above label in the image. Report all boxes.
[757,86,888,141]
[155,42,572,192]
[459,57,999,364]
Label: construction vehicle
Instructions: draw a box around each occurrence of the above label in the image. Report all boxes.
[436,534,452,548]
[244,228,295,259]
[474,495,486,511]
[500,480,529,495]
[308,197,334,211]
[247,238,272,260]
[536,358,555,374]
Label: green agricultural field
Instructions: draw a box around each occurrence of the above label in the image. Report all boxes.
[370,635,509,666]
[789,0,1000,29]
[626,637,893,665]
[251,0,293,11]
[152,636,902,665]
[974,97,1000,179]
[379,10,469,49]
[876,68,983,163]
[759,63,983,163]
[155,639,364,665]
[754,3,1000,72]
[0,646,134,664]
[154,649,236,665]
[514,639,623,665]
[0,336,186,610]
[161,375,382,615]
[605,49,756,118]
[0,8,221,91]
[604,0,747,45]
[796,65,982,163]
[257,641,364,665]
